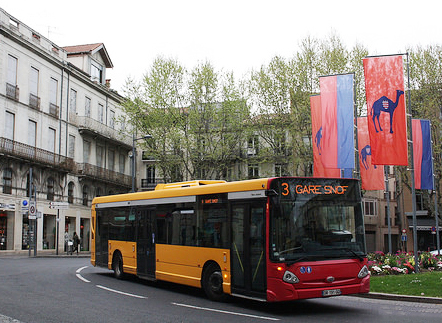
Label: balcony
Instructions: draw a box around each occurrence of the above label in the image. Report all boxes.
[141,151,158,161]
[70,114,132,148]
[141,178,163,190]
[29,93,41,110]
[6,83,19,101]
[0,137,75,172]
[77,163,131,187]
[49,103,59,118]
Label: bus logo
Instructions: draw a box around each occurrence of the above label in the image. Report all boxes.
[300,266,312,274]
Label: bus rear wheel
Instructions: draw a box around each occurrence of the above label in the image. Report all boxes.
[202,263,226,301]
[112,252,124,279]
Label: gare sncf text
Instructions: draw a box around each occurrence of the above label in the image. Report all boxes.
[281,183,349,196]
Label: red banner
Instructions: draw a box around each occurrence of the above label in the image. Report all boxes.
[310,95,340,178]
[357,117,384,190]
[363,55,408,165]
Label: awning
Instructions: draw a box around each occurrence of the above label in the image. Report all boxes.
[406,216,442,231]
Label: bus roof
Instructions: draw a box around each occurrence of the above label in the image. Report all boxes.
[91,178,270,206]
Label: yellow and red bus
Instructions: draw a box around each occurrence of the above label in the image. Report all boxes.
[91,177,370,302]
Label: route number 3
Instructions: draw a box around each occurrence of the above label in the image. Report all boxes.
[281,182,289,196]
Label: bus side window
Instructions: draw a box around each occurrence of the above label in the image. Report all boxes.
[199,194,228,248]
[156,205,174,245]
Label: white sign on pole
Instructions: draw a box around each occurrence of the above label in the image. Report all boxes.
[49,202,69,209]
[29,201,36,219]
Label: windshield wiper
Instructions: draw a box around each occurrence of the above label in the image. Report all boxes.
[320,247,365,261]
[283,255,313,265]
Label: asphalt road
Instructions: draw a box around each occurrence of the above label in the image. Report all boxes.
[0,256,441,323]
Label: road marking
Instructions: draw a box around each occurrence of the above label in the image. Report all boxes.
[76,266,88,273]
[75,266,91,283]
[96,285,147,299]
[171,302,280,321]
[76,273,91,283]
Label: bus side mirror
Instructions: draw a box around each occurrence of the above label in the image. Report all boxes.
[265,190,278,197]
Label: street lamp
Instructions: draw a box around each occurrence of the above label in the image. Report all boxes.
[131,134,152,192]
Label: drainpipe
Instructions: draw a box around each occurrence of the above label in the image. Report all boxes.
[59,67,63,156]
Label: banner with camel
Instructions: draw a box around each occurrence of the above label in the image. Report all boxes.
[319,73,355,170]
[357,117,385,190]
[412,119,434,190]
[310,95,341,178]
[363,55,408,165]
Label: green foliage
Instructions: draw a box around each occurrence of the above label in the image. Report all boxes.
[121,57,249,182]
[120,37,442,184]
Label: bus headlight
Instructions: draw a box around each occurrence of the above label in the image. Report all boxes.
[282,270,299,284]
[358,265,369,278]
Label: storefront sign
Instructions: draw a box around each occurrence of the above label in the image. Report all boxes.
[0,203,15,210]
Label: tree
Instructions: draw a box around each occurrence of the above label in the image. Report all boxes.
[249,56,297,176]
[121,57,187,182]
[406,46,442,218]
[121,57,249,182]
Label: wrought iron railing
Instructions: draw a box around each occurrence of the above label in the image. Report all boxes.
[70,114,132,147]
[77,163,131,187]
[0,137,74,171]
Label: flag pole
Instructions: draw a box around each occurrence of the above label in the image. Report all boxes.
[406,52,419,272]
[385,166,392,254]
[430,121,441,255]
[434,180,440,255]
[353,72,360,181]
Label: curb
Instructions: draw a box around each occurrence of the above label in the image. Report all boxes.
[355,292,442,304]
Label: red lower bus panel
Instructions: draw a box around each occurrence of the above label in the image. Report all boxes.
[266,259,370,302]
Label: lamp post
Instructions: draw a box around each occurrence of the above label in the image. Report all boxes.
[131,134,152,192]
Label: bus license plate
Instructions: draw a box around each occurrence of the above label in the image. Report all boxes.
[322,289,341,297]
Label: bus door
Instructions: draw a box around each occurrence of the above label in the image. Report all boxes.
[136,207,156,278]
[95,210,109,267]
[231,202,266,299]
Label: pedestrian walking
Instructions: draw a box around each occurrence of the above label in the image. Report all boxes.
[73,232,80,254]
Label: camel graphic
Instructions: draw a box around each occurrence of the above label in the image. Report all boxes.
[371,89,404,133]
[315,127,322,155]
[360,145,377,170]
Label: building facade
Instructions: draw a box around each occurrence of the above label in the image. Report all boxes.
[0,8,133,254]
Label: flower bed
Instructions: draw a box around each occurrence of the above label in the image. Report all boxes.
[368,251,442,275]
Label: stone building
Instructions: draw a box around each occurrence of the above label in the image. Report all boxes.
[0,8,132,254]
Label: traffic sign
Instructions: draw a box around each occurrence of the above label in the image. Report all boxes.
[29,201,36,219]
[29,201,36,215]
[49,202,69,210]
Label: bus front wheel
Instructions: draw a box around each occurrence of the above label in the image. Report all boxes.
[202,263,226,301]
[112,252,124,279]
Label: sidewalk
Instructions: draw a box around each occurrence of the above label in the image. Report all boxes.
[0,250,90,258]
[356,291,442,304]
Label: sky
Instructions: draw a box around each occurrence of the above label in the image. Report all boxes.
[1,0,440,93]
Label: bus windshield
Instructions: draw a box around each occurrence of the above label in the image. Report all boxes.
[269,178,366,263]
